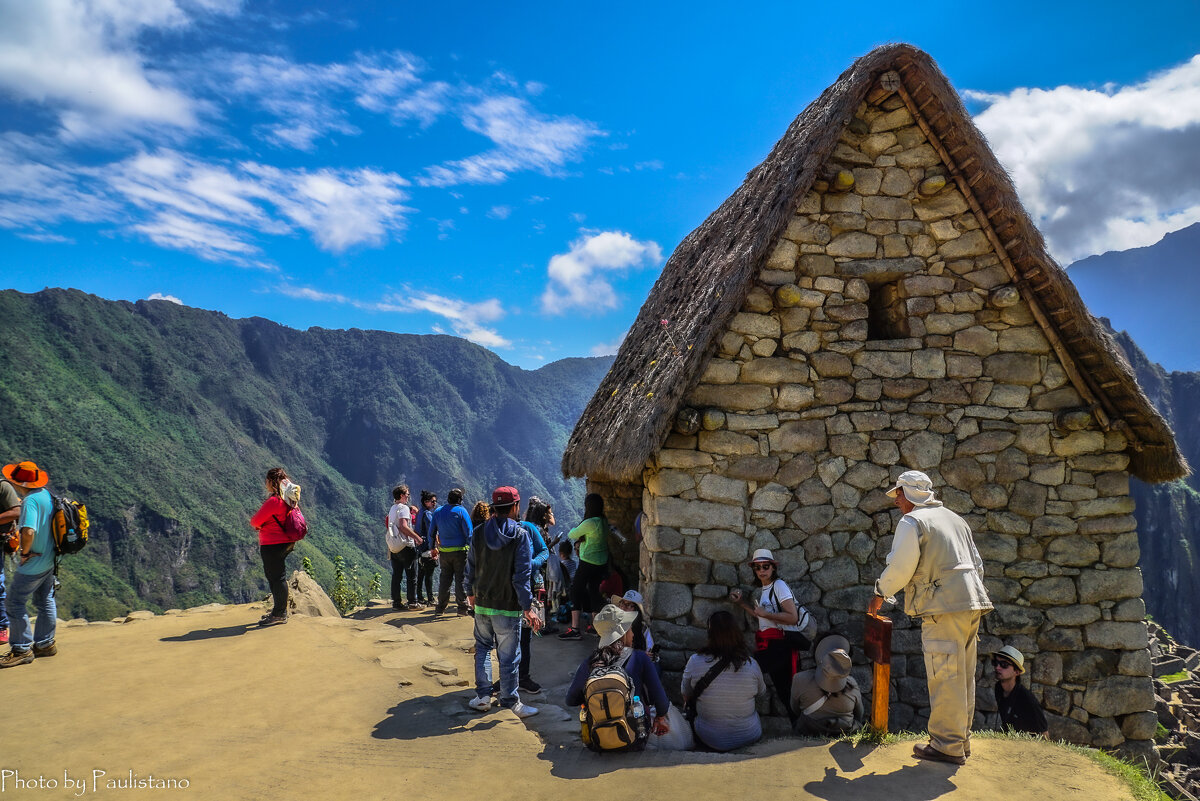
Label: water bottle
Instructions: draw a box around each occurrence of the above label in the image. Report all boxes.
[631,695,644,719]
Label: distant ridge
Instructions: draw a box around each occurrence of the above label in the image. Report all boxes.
[1069,223,1200,373]
[0,288,612,619]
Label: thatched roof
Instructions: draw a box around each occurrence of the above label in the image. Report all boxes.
[563,43,1188,485]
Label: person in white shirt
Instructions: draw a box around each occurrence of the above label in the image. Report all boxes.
[730,548,813,722]
[385,484,424,610]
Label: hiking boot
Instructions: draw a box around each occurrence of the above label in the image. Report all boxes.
[912,744,965,766]
[406,602,423,610]
[557,628,583,641]
[0,628,8,645]
[519,678,542,695]
[468,695,493,712]
[458,607,474,617]
[0,649,34,668]
[509,701,539,719]
[260,614,288,627]
[433,605,447,615]
[33,641,56,658]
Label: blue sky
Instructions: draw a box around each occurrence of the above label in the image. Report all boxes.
[2,0,1199,369]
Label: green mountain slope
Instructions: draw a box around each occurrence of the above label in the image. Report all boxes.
[0,288,612,619]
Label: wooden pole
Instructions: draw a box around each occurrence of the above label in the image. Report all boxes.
[872,661,891,732]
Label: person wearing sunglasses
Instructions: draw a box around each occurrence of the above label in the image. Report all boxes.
[993,645,1048,737]
[729,548,813,722]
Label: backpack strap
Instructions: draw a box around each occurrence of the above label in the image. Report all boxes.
[684,655,732,721]
[802,692,830,717]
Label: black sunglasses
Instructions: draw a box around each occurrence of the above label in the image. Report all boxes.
[993,658,1015,670]
[751,563,774,571]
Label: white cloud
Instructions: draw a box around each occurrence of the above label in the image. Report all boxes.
[541,231,663,314]
[146,292,183,304]
[968,55,1200,263]
[487,205,512,220]
[590,333,626,357]
[0,0,239,137]
[195,50,450,150]
[276,285,510,349]
[419,95,603,187]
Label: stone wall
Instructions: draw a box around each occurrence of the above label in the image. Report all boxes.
[636,90,1154,750]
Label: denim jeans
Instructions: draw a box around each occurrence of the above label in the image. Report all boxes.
[6,568,56,652]
[0,564,8,629]
[473,612,523,707]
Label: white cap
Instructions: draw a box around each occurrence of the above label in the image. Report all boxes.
[885,470,937,506]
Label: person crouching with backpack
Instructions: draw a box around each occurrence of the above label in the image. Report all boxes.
[250,467,297,627]
[566,604,692,750]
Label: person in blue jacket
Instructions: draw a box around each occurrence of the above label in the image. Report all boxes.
[566,604,692,750]
[431,488,473,615]
[464,486,541,718]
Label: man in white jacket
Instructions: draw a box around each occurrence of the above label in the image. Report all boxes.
[868,470,992,765]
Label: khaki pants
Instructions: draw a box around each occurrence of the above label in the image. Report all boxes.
[921,609,982,758]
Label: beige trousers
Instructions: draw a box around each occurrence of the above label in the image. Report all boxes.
[921,609,982,758]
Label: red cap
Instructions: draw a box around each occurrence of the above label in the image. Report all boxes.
[491,486,520,507]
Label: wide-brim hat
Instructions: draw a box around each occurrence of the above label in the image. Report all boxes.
[995,645,1025,673]
[611,589,647,618]
[593,603,638,648]
[815,634,852,693]
[885,470,938,506]
[2,460,49,489]
[749,548,777,564]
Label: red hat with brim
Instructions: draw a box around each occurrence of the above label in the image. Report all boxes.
[3,460,49,489]
[491,486,520,508]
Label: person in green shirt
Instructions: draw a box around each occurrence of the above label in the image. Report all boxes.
[557,493,611,641]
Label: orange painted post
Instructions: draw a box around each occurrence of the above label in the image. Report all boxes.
[864,609,893,732]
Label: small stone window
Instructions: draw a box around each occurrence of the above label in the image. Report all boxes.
[866,280,910,340]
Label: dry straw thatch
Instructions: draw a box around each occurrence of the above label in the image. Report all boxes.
[562,43,1187,485]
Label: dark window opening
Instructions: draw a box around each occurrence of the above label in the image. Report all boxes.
[866,280,910,340]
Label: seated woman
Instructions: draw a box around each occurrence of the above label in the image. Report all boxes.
[681,611,767,752]
[566,604,692,750]
[612,589,656,655]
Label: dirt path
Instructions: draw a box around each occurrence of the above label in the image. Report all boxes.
[2,603,1137,800]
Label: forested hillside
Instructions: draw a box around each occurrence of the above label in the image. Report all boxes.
[0,289,611,619]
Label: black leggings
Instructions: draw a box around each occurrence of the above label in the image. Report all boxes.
[570,560,608,615]
[260,543,292,616]
[390,549,417,605]
[755,639,800,719]
[416,556,437,601]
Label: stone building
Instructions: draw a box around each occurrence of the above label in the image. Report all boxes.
[561,44,1188,756]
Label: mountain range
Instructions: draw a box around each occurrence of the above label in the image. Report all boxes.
[0,288,611,620]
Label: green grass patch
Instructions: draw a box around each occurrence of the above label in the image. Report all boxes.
[1158,670,1190,684]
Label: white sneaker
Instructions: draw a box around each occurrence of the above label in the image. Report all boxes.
[468,695,492,712]
[510,701,539,719]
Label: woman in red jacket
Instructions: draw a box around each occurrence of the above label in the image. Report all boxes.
[251,467,295,626]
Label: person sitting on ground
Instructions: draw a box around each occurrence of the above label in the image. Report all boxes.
[612,590,656,656]
[790,633,864,737]
[681,611,766,752]
[566,604,692,750]
[993,645,1048,737]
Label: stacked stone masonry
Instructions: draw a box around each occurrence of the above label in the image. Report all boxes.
[634,92,1153,749]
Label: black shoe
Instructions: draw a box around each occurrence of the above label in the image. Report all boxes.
[557,628,583,641]
[519,678,542,695]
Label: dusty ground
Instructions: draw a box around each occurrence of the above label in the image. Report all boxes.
[2,602,1138,801]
